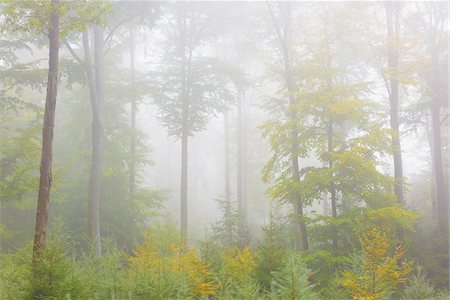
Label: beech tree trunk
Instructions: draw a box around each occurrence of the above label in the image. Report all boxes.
[237,92,244,221]
[224,112,232,244]
[33,0,60,261]
[385,1,404,204]
[88,25,105,255]
[327,121,338,251]
[178,8,192,241]
[129,26,136,200]
[430,39,448,237]
[180,124,188,241]
[267,2,309,252]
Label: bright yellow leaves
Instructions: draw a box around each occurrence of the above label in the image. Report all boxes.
[175,245,217,297]
[127,231,216,298]
[342,226,413,300]
[224,246,256,283]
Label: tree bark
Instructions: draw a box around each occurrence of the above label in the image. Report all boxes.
[32,0,60,262]
[237,92,244,221]
[87,25,105,255]
[224,112,232,244]
[180,104,189,241]
[327,121,338,251]
[385,1,404,204]
[129,26,136,200]
[430,39,448,237]
[178,8,192,242]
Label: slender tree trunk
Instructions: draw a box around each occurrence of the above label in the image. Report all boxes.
[242,100,248,213]
[425,115,438,216]
[180,108,189,241]
[283,10,308,253]
[237,92,244,225]
[430,42,448,237]
[286,54,308,251]
[129,26,136,200]
[267,2,309,252]
[88,25,105,255]
[327,121,338,250]
[385,1,404,204]
[224,112,232,244]
[32,0,60,261]
[178,8,192,242]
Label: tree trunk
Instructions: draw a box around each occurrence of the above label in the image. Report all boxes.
[267,2,309,252]
[430,42,448,237]
[385,1,404,204]
[327,121,338,251]
[180,110,188,241]
[237,91,244,232]
[32,0,60,261]
[224,112,232,244]
[88,25,105,255]
[282,5,308,252]
[129,26,136,200]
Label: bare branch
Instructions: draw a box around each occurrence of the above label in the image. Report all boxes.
[63,39,87,71]
[103,14,137,56]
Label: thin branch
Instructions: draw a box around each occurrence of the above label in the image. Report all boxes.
[103,14,137,56]
[63,39,87,71]
[440,113,448,126]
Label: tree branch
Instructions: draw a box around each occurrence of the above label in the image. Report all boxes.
[103,14,137,56]
[63,39,87,71]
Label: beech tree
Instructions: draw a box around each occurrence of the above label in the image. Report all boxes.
[264,1,309,252]
[152,3,234,240]
[32,0,60,260]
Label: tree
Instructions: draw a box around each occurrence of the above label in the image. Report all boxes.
[64,25,104,255]
[33,0,60,261]
[343,225,413,300]
[421,3,448,238]
[265,1,308,252]
[384,1,405,205]
[152,2,234,240]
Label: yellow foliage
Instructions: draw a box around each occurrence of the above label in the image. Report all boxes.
[127,231,216,298]
[342,226,413,300]
[172,244,217,297]
[224,246,256,283]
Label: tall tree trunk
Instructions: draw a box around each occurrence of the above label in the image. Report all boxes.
[129,26,136,200]
[224,112,232,244]
[327,121,338,250]
[430,41,448,237]
[267,2,309,252]
[88,25,105,255]
[178,8,192,242]
[180,106,189,241]
[32,0,60,261]
[385,1,404,204]
[237,92,244,227]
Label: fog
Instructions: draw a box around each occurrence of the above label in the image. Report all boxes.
[0,1,448,299]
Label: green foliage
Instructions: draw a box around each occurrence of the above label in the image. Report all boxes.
[211,196,240,247]
[0,242,33,300]
[269,252,317,300]
[0,235,90,300]
[254,211,289,290]
[401,266,435,300]
[1,1,112,38]
[151,3,238,138]
[29,236,88,300]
